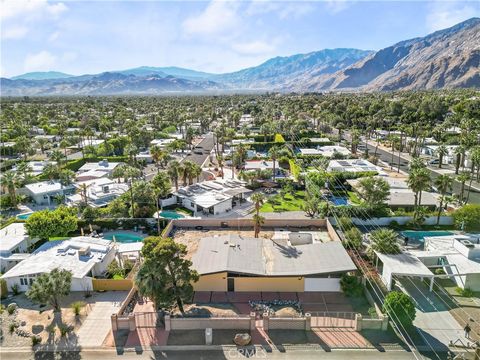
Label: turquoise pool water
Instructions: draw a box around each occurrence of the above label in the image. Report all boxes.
[17,212,33,220]
[159,210,185,219]
[104,233,144,243]
[400,230,454,242]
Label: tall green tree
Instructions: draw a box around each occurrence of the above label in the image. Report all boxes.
[383,291,416,328]
[0,171,21,208]
[135,237,199,313]
[25,206,78,240]
[368,228,400,258]
[434,174,453,225]
[357,176,390,207]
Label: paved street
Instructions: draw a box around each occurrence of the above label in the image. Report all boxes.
[0,348,439,360]
[362,141,480,204]
[397,278,471,351]
[76,291,128,348]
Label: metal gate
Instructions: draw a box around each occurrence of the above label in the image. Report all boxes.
[309,311,356,328]
[135,312,164,328]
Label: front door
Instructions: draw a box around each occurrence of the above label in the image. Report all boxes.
[227,278,235,292]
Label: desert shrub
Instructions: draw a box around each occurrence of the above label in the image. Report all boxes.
[58,324,73,337]
[456,287,474,297]
[337,217,354,231]
[46,324,56,334]
[344,227,363,250]
[11,284,19,295]
[340,274,363,297]
[71,301,86,316]
[9,322,18,333]
[31,335,41,346]
[7,303,17,315]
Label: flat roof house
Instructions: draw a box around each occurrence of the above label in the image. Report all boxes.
[0,223,39,272]
[192,235,357,292]
[13,161,57,177]
[163,179,251,216]
[1,236,116,292]
[67,178,128,208]
[327,159,380,173]
[375,234,480,292]
[23,180,75,206]
[347,177,439,209]
[76,159,121,181]
[244,160,286,178]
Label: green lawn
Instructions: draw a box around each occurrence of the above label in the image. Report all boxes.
[49,237,71,241]
[260,191,305,212]
[347,191,362,205]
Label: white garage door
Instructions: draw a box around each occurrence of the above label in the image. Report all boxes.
[304,278,341,292]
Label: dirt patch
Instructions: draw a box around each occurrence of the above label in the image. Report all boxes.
[173,229,274,259]
[274,306,301,317]
[172,303,239,317]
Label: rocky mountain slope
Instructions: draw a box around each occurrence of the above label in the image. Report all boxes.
[299,17,480,91]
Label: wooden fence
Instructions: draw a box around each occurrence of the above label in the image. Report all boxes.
[92,278,133,291]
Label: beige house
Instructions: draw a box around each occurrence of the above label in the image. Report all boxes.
[192,234,356,293]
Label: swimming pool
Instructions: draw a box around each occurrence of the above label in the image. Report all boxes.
[159,210,185,219]
[103,232,145,243]
[400,230,454,242]
[17,212,34,220]
[328,196,349,206]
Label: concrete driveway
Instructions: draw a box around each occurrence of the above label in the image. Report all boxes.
[397,277,472,350]
[77,291,128,348]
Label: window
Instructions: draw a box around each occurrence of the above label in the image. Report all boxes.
[20,278,27,286]
[29,278,34,285]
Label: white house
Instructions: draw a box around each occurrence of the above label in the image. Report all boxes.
[375,234,480,292]
[1,236,116,292]
[327,159,379,173]
[244,160,286,178]
[66,178,128,208]
[0,223,39,272]
[150,138,176,148]
[13,161,57,177]
[421,145,472,167]
[76,159,121,181]
[162,179,251,216]
[23,181,75,206]
[299,146,351,158]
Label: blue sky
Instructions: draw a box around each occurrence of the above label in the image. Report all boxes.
[1,0,479,77]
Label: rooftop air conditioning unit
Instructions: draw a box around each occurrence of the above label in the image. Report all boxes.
[460,239,474,248]
[78,246,91,256]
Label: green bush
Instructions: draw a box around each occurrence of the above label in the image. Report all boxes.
[456,287,474,297]
[337,217,354,231]
[382,291,416,328]
[31,335,41,346]
[70,301,86,316]
[434,268,445,275]
[368,307,378,318]
[58,324,72,337]
[9,322,18,333]
[7,303,17,315]
[340,274,363,297]
[344,227,363,250]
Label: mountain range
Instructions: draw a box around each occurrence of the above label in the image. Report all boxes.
[2,18,479,96]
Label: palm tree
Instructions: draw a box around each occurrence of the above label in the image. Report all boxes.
[15,161,33,185]
[1,171,20,208]
[43,163,61,180]
[253,214,265,238]
[216,154,224,179]
[434,174,453,225]
[113,164,141,218]
[251,192,266,216]
[150,145,164,173]
[407,167,431,210]
[49,149,65,165]
[268,145,281,181]
[367,229,401,258]
[454,145,465,175]
[457,172,470,205]
[435,144,448,169]
[167,160,182,191]
[36,138,48,154]
[152,172,172,234]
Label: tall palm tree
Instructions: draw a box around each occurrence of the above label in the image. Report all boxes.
[167,160,182,191]
[435,144,448,169]
[454,145,465,175]
[216,154,224,179]
[1,171,21,208]
[253,214,265,238]
[49,149,66,165]
[113,164,141,218]
[434,174,453,225]
[152,172,172,234]
[407,167,431,211]
[457,172,470,205]
[268,145,281,181]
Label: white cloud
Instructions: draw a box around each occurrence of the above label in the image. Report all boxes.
[1,0,67,20]
[232,39,279,55]
[182,0,240,37]
[325,0,351,14]
[24,50,57,72]
[426,1,477,32]
[247,1,313,20]
[48,31,60,42]
[2,25,29,39]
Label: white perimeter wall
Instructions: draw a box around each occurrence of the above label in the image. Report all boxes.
[304,278,341,292]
